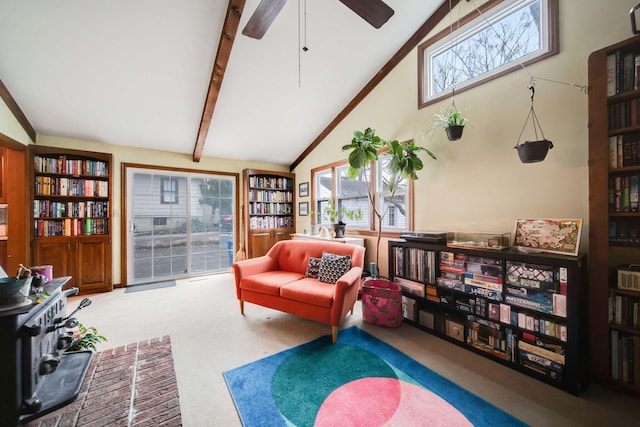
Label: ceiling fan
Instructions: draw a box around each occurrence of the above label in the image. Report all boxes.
[242,0,395,40]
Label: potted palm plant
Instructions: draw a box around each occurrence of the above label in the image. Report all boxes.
[342,128,436,273]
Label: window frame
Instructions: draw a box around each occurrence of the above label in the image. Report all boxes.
[418,0,559,109]
[310,154,414,237]
[160,176,178,204]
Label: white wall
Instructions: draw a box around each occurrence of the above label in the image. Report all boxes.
[292,0,640,276]
[0,96,30,145]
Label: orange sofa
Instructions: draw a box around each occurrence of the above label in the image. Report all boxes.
[232,240,365,343]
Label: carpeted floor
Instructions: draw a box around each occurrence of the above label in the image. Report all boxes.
[223,326,527,427]
[26,336,181,427]
[123,280,177,293]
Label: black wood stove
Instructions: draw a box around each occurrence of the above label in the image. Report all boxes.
[0,277,94,426]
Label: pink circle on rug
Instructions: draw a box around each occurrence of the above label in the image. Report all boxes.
[315,377,473,427]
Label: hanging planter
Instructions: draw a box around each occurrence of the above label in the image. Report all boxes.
[424,102,470,142]
[445,125,465,141]
[516,139,554,163]
[514,85,553,163]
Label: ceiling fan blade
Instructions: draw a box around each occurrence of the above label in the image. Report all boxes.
[242,0,288,39]
[338,0,394,29]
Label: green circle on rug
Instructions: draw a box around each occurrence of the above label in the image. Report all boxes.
[271,342,398,426]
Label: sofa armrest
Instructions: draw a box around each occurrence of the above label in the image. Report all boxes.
[335,266,363,290]
[331,266,363,323]
[232,256,277,298]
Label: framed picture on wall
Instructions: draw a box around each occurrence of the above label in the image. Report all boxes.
[299,182,309,197]
[299,202,309,216]
[513,218,583,256]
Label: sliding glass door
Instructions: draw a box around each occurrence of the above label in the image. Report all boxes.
[125,167,236,285]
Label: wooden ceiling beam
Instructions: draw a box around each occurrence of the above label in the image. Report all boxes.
[289,0,459,172]
[193,0,246,162]
[0,79,36,143]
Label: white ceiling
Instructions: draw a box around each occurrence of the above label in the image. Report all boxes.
[0,0,442,166]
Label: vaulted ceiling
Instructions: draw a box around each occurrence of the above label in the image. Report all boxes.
[0,0,448,167]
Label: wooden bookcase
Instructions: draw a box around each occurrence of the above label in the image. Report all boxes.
[29,145,112,293]
[242,169,295,258]
[589,34,640,393]
[389,239,588,395]
[0,141,28,274]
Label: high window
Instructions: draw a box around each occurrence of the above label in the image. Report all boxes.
[418,0,558,108]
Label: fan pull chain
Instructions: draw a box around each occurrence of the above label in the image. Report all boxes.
[298,0,309,88]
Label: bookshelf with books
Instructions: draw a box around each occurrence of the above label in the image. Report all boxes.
[242,169,295,258]
[30,145,112,293]
[589,34,640,393]
[0,141,28,274]
[389,239,587,394]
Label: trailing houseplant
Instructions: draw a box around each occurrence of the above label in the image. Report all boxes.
[425,105,470,141]
[342,128,436,273]
[70,323,107,352]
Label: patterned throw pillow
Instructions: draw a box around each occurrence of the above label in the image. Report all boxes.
[305,257,322,279]
[318,253,352,284]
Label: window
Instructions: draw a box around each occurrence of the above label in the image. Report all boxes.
[161,177,178,204]
[311,153,412,234]
[376,155,407,230]
[418,0,558,108]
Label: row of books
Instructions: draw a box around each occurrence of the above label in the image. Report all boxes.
[608,134,640,169]
[247,189,293,203]
[33,218,109,237]
[34,155,109,177]
[508,305,567,341]
[247,201,292,215]
[392,247,436,284]
[608,175,640,213]
[248,176,292,190]
[35,176,109,197]
[610,294,640,328]
[608,220,640,244]
[248,215,294,230]
[607,50,640,96]
[33,200,109,219]
[608,100,640,130]
[611,330,640,386]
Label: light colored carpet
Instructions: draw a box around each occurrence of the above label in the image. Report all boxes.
[68,273,640,426]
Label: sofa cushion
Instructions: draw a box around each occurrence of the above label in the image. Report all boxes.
[280,278,335,308]
[305,257,322,279]
[240,271,304,295]
[318,253,352,284]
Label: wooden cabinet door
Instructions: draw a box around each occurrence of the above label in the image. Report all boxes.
[249,231,272,258]
[274,231,291,243]
[76,238,112,293]
[32,239,75,287]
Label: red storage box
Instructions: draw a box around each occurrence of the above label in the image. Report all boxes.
[361,279,403,328]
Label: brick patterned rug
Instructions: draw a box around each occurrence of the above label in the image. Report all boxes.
[27,336,182,426]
